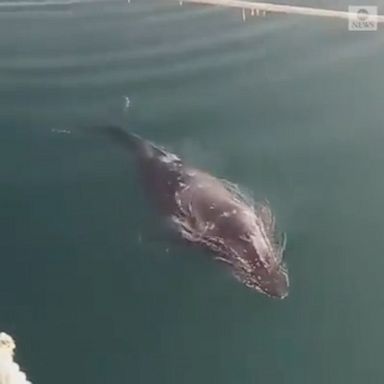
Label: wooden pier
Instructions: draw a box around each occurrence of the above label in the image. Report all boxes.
[180,0,384,23]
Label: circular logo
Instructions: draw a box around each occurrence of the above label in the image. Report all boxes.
[357,8,369,21]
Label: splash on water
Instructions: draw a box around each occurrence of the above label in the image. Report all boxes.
[124,96,131,110]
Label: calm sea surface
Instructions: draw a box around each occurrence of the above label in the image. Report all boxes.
[1,1,384,383]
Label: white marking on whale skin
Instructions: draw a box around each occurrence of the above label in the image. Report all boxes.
[170,215,195,241]
[188,201,193,216]
[242,263,253,274]
[160,153,180,164]
[248,230,274,269]
[243,209,281,270]
[235,256,253,273]
[207,222,216,230]
[214,256,233,265]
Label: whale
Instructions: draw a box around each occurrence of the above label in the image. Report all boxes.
[103,126,289,299]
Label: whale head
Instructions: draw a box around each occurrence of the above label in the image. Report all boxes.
[232,254,289,299]
[228,207,289,299]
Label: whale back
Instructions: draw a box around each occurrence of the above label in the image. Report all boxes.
[96,127,289,298]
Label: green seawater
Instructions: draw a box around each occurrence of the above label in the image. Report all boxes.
[1,1,384,383]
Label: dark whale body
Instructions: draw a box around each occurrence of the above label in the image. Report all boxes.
[105,127,289,299]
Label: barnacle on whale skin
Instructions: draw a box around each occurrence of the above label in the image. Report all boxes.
[0,333,31,384]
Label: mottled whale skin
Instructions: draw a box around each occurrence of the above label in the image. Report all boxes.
[105,126,289,299]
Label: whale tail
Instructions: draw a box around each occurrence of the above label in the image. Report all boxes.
[89,125,170,160]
